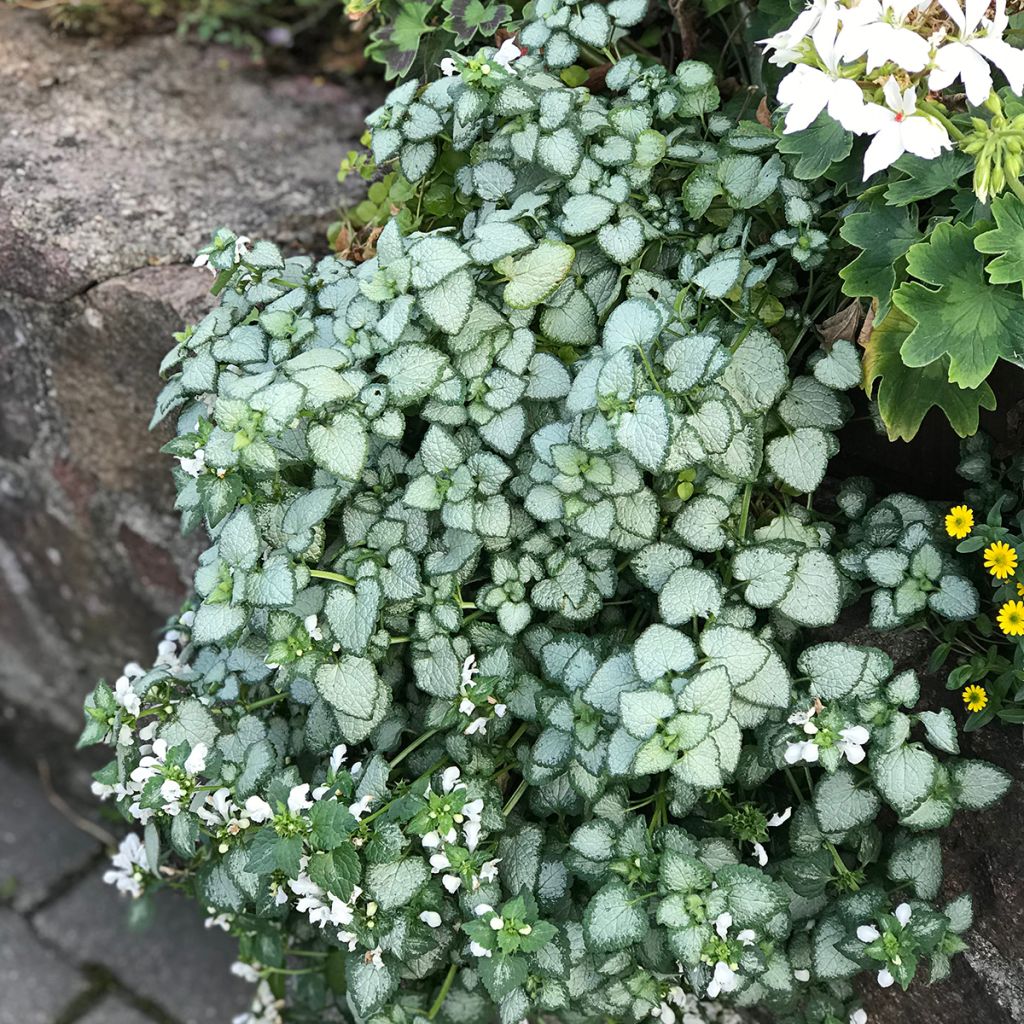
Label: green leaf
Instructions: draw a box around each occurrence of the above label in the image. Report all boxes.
[479,954,529,1002]
[499,241,575,309]
[377,344,448,404]
[346,956,397,1018]
[888,835,942,900]
[950,759,1011,810]
[893,221,1024,389]
[776,112,852,179]
[917,709,959,755]
[365,857,428,910]
[308,413,368,481]
[814,768,880,834]
[619,690,675,739]
[776,550,841,627]
[560,194,616,236]
[883,149,972,205]
[192,602,245,645]
[839,202,922,315]
[873,744,937,817]
[732,545,797,608]
[659,566,722,623]
[324,579,381,656]
[864,306,997,441]
[766,427,829,493]
[974,192,1024,290]
[583,880,649,951]
[617,394,669,470]
[315,657,383,721]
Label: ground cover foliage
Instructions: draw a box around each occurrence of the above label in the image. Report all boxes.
[79,1,1024,1023]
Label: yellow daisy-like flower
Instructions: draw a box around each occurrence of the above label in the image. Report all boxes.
[984,541,1018,579]
[997,599,1024,637]
[962,684,988,713]
[945,505,974,539]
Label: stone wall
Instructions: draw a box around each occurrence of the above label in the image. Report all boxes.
[0,9,379,733]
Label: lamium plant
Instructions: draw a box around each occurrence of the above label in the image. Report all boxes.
[81,6,1013,1024]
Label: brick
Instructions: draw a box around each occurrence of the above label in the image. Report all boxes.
[32,872,250,1024]
[0,757,99,911]
[0,908,88,1024]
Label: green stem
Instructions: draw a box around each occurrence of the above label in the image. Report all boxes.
[502,778,529,816]
[738,482,753,541]
[390,727,441,770]
[505,722,529,749]
[428,963,459,1020]
[243,692,288,712]
[921,101,965,141]
[1007,173,1024,203]
[309,569,356,587]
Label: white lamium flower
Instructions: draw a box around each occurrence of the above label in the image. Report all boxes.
[102,832,151,898]
[114,675,141,717]
[245,795,274,823]
[440,56,459,76]
[929,0,1024,104]
[349,794,374,820]
[784,737,820,764]
[287,783,313,814]
[861,78,952,177]
[469,940,492,958]
[441,766,464,793]
[837,0,931,72]
[877,967,896,987]
[857,923,881,942]
[185,742,208,775]
[752,805,792,866]
[837,725,870,764]
[706,959,739,998]
[794,968,811,981]
[494,37,525,74]
[304,615,323,642]
[329,744,347,774]
[895,901,913,926]
[850,1010,868,1024]
[776,6,876,135]
[419,910,442,928]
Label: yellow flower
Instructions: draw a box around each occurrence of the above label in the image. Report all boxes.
[945,505,974,539]
[983,541,1018,579]
[997,599,1024,637]
[1017,581,1024,598]
[962,684,988,713]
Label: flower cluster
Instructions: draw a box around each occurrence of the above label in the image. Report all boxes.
[762,0,1024,186]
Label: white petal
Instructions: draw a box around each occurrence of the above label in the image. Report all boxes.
[418,911,442,928]
[857,924,881,943]
[863,122,906,178]
[441,766,462,793]
[715,912,733,939]
[841,725,870,746]
[752,841,768,867]
[794,968,811,981]
[850,1009,869,1024]
[767,806,793,828]
[877,967,895,988]
[895,902,913,926]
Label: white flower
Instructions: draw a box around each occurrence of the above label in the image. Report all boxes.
[788,703,820,733]
[794,968,811,981]
[759,0,833,66]
[429,852,451,874]
[837,725,870,764]
[470,940,492,958]
[102,833,150,898]
[177,449,206,477]
[440,56,459,76]
[929,0,1024,104]
[861,78,952,178]
[461,654,479,689]
[784,738,820,764]
[776,5,877,135]
[493,37,524,74]
[349,794,374,820]
[330,744,348,774]
[837,0,932,73]
[441,766,464,793]
[857,923,881,942]
[442,873,462,893]
[234,236,251,261]
[479,858,501,883]
[895,901,913,926]
[752,805,792,866]
[287,784,313,814]
[114,675,141,717]
[463,819,481,852]
[192,253,216,275]
[850,1009,869,1024]
[304,615,323,642]
[231,961,262,984]
[245,796,274,823]
[185,742,208,775]
[464,717,489,736]
[877,967,895,987]
[714,912,733,939]
[706,959,739,998]
[419,910,442,928]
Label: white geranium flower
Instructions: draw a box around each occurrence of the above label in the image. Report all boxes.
[759,0,834,66]
[837,725,870,764]
[102,833,150,898]
[777,5,876,134]
[494,37,524,74]
[929,0,1024,104]
[861,78,952,177]
[837,0,932,72]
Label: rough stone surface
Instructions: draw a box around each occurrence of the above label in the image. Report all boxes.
[0,758,100,911]
[32,872,250,1023]
[77,997,170,1024]
[0,8,379,732]
[0,908,89,1024]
